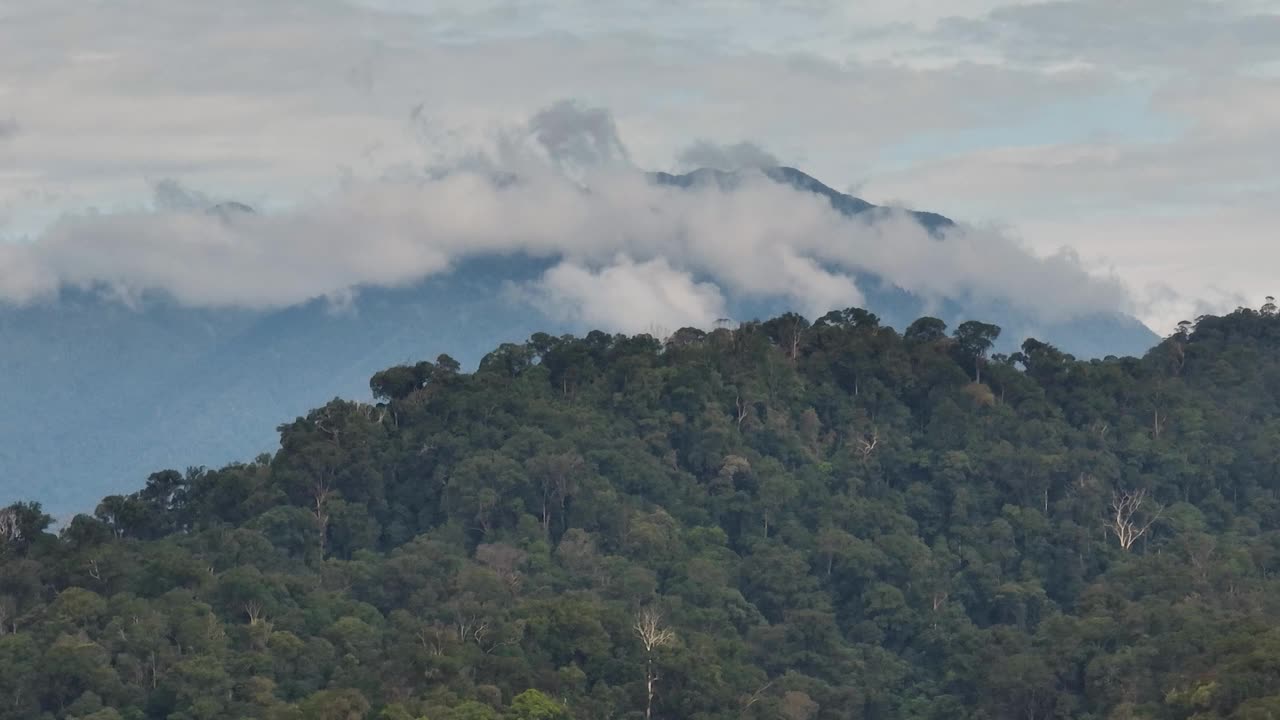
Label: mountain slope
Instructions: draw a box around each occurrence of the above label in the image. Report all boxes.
[0,167,1158,514]
[3,306,1280,719]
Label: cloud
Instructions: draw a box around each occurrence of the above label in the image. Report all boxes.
[677,140,780,171]
[939,0,1280,72]
[526,100,632,175]
[530,256,727,334]
[0,101,1132,334]
[1018,204,1280,334]
[151,178,214,212]
[0,0,1114,225]
[0,117,17,140]
[0,0,1272,328]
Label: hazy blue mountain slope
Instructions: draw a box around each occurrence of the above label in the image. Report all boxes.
[0,167,1159,514]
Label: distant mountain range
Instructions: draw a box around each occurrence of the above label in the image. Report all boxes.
[0,167,1159,514]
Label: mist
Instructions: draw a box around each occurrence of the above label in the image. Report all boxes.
[677,140,781,172]
[0,101,1135,333]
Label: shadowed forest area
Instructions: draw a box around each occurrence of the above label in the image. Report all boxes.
[4,302,1280,720]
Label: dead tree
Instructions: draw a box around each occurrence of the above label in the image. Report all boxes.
[244,600,265,626]
[857,428,879,461]
[1108,489,1163,551]
[476,543,528,593]
[416,621,450,657]
[528,453,585,533]
[740,681,774,713]
[634,607,676,720]
[0,507,19,544]
[311,483,334,560]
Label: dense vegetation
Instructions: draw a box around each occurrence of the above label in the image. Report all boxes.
[4,302,1280,720]
[0,167,1158,519]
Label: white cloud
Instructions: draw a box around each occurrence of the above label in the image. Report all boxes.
[0,0,1115,232]
[531,256,727,333]
[0,103,1133,333]
[0,0,1275,327]
[677,140,781,171]
[1020,204,1280,333]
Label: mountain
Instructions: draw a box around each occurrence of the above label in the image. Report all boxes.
[0,167,1159,514]
[651,166,954,232]
[2,306,1280,719]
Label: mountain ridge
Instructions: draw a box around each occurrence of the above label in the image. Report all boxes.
[649,166,954,231]
[0,166,1158,514]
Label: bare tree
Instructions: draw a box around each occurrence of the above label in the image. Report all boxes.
[0,507,19,543]
[416,620,451,657]
[244,600,265,626]
[476,543,528,593]
[739,680,774,713]
[1108,489,1163,551]
[310,483,334,560]
[526,453,585,533]
[857,428,879,461]
[634,607,676,720]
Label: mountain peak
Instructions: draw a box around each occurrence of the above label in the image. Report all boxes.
[206,201,256,219]
[650,166,954,232]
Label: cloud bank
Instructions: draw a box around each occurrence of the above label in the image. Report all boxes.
[2,0,1276,332]
[0,102,1134,333]
[529,256,728,334]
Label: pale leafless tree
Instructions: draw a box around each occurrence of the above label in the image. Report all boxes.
[0,507,19,543]
[857,428,879,460]
[476,543,528,593]
[1108,489,1163,551]
[739,680,774,712]
[634,607,677,720]
[311,484,334,560]
[417,621,451,657]
[244,600,265,626]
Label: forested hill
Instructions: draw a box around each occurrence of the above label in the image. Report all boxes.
[5,304,1280,720]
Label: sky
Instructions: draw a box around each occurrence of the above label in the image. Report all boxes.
[1,0,1278,334]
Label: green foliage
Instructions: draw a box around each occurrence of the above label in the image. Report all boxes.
[510,690,567,720]
[5,305,1280,719]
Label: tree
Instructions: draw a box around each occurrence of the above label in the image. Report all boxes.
[526,452,586,534]
[953,320,1002,383]
[296,688,371,720]
[370,365,423,402]
[780,691,819,720]
[0,502,52,552]
[11,306,1280,719]
[762,312,811,362]
[904,316,948,344]
[634,607,676,720]
[511,689,568,720]
[1108,489,1163,552]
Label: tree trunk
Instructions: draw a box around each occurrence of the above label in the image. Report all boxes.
[645,659,657,720]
